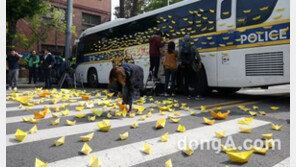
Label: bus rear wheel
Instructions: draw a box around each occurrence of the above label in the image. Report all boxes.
[87,68,99,88]
[216,88,240,94]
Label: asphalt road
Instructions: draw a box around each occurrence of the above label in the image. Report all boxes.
[6,85,290,167]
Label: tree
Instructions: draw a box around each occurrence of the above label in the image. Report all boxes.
[6,0,44,47]
[144,0,183,13]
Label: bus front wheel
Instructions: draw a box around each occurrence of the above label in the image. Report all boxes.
[87,68,99,88]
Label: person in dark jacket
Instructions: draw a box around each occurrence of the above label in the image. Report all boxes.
[148,31,165,80]
[179,35,203,100]
[38,52,45,82]
[24,50,40,84]
[6,49,23,91]
[43,49,56,88]
[109,63,144,113]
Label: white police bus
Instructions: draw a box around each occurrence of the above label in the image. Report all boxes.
[74,0,290,93]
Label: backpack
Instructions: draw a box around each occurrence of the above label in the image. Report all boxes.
[180,43,192,65]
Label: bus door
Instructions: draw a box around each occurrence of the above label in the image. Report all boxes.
[216,0,238,87]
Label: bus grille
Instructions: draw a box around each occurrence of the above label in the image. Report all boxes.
[245,52,284,76]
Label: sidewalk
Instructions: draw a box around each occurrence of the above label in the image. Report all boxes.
[6,78,58,89]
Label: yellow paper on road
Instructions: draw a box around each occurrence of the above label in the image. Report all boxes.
[35,158,47,167]
[55,136,65,146]
[239,127,252,133]
[215,130,226,138]
[203,117,215,125]
[226,150,254,163]
[81,143,92,155]
[51,118,60,126]
[80,132,94,142]
[177,124,186,132]
[89,155,101,167]
[271,123,282,131]
[155,119,166,129]
[183,145,194,156]
[143,142,152,154]
[119,132,129,140]
[160,132,169,142]
[66,120,76,126]
[15,129,27,142]
[251,145,268,154]
[165,159,173,167]
[29,125,38,134]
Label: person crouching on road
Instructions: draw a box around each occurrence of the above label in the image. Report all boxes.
[163,41,178,97]
[109,63,144,113]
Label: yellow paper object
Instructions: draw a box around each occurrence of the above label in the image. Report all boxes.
[131,122,139,128]
[210,110,230,120]
[200,105,207,112]
[29,125,38,134]
[129,112,136,118]
[160,132,169,142]
[76,106,85,111]
[271,123,282,131]
[89,155,101,167]
[81,95,91,100]
[107,113,112,118]
[177,124,186,132]
[92,108,103,117]
[22,117,30,122]
[55,136,65,146]
[253,105,259,110]
[259,111,266,115]
[75,114,86,118]
[203,117,215,125]
[97,120,111,132]
[215,130,226,138]
[190,111,197,116]
[81,143,92,155]
[265,139,275,148]
[270,106,279,110]
[139,115,147,121]
[15,129,27,142]
[66,120,76,126]
[35,158,47,167]
[165,159,173,167]
[80,132,94,142]
[61,109,69,116]
[146,111,152,117]
[226,150,254,163]
[170,117,181,123]
[249,111,257,116]
[143,142,152,154]
[239,127,252,133]
[119,132,129,140]
[52,113,60,118]
[183,145,194,156]
[30,118,40,124]
[262,133,273,140]
[51,118,60,126]
[34,110,48,119]
[221,145,238,152]
[251,145,268,154]
[155,119,166,129]
[88,115,96,122]
[159,106,169,111]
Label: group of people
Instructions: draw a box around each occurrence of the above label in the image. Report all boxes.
[109,31,206,113]
[6,48,67,91]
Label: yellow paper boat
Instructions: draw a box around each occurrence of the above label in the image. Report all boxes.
[249,111,257,116]
[52,113,60,118]
[210,110,230,120]
[81,95,91,100]
[88,115,96,122]
[259,111,266,115]
[262,133,273,140]
[119,132,129,140]
[97,121,111,132]
[226,150,254,163]
[158,106,169,111]
[215,130,226,138]
[170,117,181,123]
[22,117,30,122]
[190,111,197,116]
[200,105,207,112]
[239,127,252,133]
[159,111,167,115]
[122,108,127,117]
[15,129,27,142]
[66,120,76,126]
[251,145,268,154]
[135,106,146,114]
[265,139,275,148]
[165,159,172,167]
[35,158,47,167]
[92,108,104,117]
[146,111,152,117]
[76,106,85,111]
[131,122,139,128]
[253,105,259,110]
[271,123,282,131]
[155,119,166,129]
[183,145,194,156]
[270,106,279,110]
[75,114,86,118]
[81,143,92,155]
[55,136,65,146]
[80,132,94,142]
[160,132,169,142]
[107,92,114,97]
[221,145,238,152]
[29,125,38,134]
[30,118,40,124]
[143,142,152,154]
[89,155,101,167]
[238,117,253,125]
[61,109,69,116]
[34,110,48,119]
[115,110,122,117]
[177,124,186,132]
[203,117,215,125]
[107,113,112,118]
[139,115,147,121]
[51,118,60,126]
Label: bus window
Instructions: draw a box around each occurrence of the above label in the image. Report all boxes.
[221,0,232,19]
[236,0,278,27]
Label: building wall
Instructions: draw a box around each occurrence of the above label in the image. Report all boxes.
[16,0,111,55]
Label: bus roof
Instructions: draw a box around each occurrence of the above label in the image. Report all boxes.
[79,0,200,38]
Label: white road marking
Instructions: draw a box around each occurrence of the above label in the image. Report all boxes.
[273,157,290,167]
[48,118,270,167]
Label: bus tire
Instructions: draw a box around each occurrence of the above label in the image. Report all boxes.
[87,68,99,88]
[216,88,240,94]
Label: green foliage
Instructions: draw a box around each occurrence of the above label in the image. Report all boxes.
[18,58,28,68]
[144,0,183,12]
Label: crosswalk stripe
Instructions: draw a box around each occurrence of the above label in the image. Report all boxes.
[47,118,270,167]
[6,110,196,146]
[273,157,290,167]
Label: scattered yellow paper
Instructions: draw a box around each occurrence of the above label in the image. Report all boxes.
[119,132,129,140]
[262,133,273,140]
[271,123,282,131]
[51,118,60,126]
[35,158,47,167]
[29,125,38,134]
[259,111,266,115]
[15,129,27,142]
[270,106,279,111]
[249,111,257,116]
[226,150,254,163]
[200,105,207,112]
[251,145,268,155]
[30,118,40,124]
[155,119,166,129]
[75,114,86,118]
[76,106,85,112]
[143,142,152,154]
[66,120,76,126]
[61,109,69,116]
[177,124,186,132]
[165,159,173,167]
[129,112,136,118]
[139,115,147,121]
[215,130,226,138]
[210,110,230,120]
[131,122,139,128]
[52,113,60,118]
[203,117,215,125]
[22,117,30,122]
[160,132,169,142]
[89,155,101,167]
[55,136,65,146]
[221,145,238,152]
[190,111,197,116]
[97,120,111,132]
[183,145,194,156]
[239,127,252,133]
[80,132,94,142]
[88,115,96,122]
[81,143,92,155]
[170,117,181,123]
[253,105,259,110]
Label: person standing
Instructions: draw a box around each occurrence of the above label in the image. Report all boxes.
[43,49,56,89]
[54,54,64,81]
[163,41,178,97]
[38,51,45,82]
[179,35,203,100]
[6,49,23,91]
[24,50,40,84]
[148,31,165,80]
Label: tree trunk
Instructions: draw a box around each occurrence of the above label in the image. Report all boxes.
[119,0,125,18]
[130,0,139,17]
[7,20,17,49]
